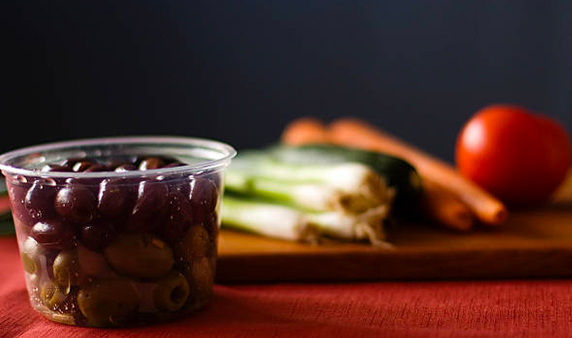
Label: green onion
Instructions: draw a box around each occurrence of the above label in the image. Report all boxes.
[226,153,394,214]
[221,151,395,246]
[221,196,392,247]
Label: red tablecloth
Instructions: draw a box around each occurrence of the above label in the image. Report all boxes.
[2,236,572,338]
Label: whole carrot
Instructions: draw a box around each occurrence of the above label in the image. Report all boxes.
[421,179,473,231]
[552,169,572,204]
[328,118,507,225]
[281,117,330,145]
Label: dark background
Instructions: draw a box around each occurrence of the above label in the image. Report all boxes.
[2,1,571,162]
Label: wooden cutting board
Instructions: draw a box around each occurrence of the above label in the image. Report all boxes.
[216,173,572,282]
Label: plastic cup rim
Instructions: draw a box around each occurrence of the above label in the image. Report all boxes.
[0,136,237,179]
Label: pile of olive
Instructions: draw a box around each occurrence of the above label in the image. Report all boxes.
[8,155,220,327]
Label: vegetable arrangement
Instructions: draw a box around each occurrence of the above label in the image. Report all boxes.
[221,146,422,247]
[282,117,508,231]
[281,107,571,232]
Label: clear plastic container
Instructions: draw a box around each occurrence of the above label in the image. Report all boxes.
[0,136,236,327]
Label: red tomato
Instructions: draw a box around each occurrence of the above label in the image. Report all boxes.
[455,104,571,205]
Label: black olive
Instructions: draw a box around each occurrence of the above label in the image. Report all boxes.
[97,179,135,218]
[80,218,119,251]
[72,160,97,172]
[30,219,76,250]
[114,164,137,172]
[41,164,72,172]
[138,157,165,171]
[84,164,110,172]
[25,179,58,222]
[126,180,169,233]
[161,191,194,242]
[55,185,97,224]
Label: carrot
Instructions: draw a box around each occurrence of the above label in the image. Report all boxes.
[328,118,508,225]
[421,179,473,231]
[552,169,572,204]
[281,117,330,145]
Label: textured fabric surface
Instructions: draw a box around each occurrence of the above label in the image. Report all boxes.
[2,236,572,338]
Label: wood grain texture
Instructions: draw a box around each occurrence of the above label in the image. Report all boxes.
[216,171,572,283]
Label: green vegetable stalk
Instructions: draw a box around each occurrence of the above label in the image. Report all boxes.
[221,150,396,247]
[221,196,392,247]
[225,162,392,213]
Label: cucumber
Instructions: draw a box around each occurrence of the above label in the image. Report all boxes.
[0,177,14,235]
[0,177,6,197]
[268,144,422,217]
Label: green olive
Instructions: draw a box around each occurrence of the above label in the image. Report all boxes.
[78,279,139,327]
[53,250,86,288]
[28,273,40,289]
[49,312,75,326]
[21,252,38,274]
[104,234,174,279]
[153,271,190,311]
[188,257,214,302]
[40,280,68,310]
[27,273,42,300]
[175,226,211,262]
[21,237,45,275]
[77,244,116,278]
